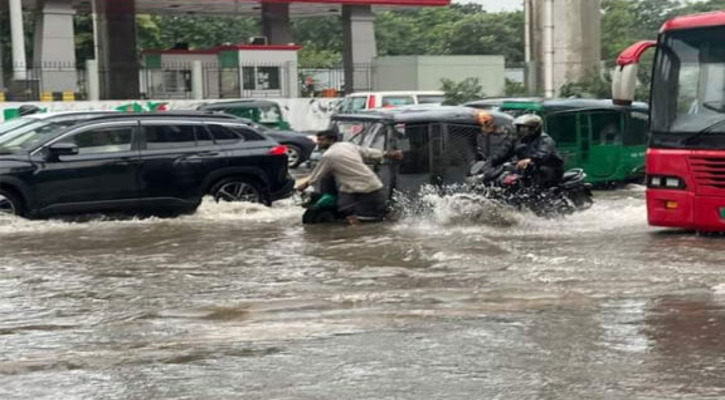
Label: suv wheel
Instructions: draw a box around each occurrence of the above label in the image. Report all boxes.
[211,178,268,205]
[286,144,303,169]
[0,189,23,216]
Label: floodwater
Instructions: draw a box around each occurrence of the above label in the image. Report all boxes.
[1,186,725,399]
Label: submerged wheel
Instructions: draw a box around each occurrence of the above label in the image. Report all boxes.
[570,190,594,210]
[211,178,268,205]
[302,209,337,224]
[0,189,23,216]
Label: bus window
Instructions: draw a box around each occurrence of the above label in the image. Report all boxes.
[545,113,578,145]
[624,111,649,146]
[589,111,623,145]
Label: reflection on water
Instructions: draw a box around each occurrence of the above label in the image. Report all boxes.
[1,187,725,399]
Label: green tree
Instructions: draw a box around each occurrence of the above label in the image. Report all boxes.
[440,77,485,105]
[504,79,527,97]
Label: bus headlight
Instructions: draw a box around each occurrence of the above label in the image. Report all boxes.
[648,175,686,190]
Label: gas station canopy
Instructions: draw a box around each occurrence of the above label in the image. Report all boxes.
[18,0,449,17]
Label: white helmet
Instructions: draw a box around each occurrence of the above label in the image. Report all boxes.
[513,114,543,130]
[513,114,543,137]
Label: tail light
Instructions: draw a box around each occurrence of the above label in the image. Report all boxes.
[503,174,519,185]
[268,145,288,156]
[367,95,376,109]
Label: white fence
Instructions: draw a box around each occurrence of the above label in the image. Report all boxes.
[0,98,339,132]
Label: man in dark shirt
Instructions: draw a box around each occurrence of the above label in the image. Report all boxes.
[487,114,564,187]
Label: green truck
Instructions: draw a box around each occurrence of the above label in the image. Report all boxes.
[466,98,648,185]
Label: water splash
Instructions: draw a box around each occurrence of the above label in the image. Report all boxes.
[392,184,648,237]
[0,197,303,236]
[394,185,523,228]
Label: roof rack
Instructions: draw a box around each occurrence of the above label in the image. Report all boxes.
[84,111,241,122]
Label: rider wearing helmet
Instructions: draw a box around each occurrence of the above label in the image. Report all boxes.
[487,114,564,187]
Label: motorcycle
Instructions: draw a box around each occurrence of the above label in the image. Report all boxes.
[465,160,594,217]
[299,191,341,224]
[299,190,393,225]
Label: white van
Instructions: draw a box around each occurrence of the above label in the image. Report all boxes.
[336,91,445,113]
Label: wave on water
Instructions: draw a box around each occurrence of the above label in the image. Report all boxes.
[0,197,304,235]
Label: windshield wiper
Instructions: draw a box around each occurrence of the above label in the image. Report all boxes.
[682,118,725,145]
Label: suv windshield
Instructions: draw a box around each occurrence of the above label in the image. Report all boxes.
[338,97,367,113]
[0,120,74,152]
[652,26,725,141]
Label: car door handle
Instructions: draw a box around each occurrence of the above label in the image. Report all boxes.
[113,157,136,166]
[175,152,219,164]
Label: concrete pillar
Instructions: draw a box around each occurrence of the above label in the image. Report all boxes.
[261,3,293,45]
[33,0,77,93]
[8,0,27,80]
[342,5,376,94]
[531,0,601,96]
[191,60,203,100]
[86,59,100,101]
[95,0,139,99]
[286,60,299,98]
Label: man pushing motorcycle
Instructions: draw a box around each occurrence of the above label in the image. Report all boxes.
[296,130,403,225]
[486,114,564,187]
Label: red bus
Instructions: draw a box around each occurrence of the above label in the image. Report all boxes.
[613,11,725,232]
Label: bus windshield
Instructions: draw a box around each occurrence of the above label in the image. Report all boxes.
[651,26,725,145]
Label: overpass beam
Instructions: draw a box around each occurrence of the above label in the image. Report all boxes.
[342,5,376,94]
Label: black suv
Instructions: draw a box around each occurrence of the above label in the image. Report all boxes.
[0,112,294,218]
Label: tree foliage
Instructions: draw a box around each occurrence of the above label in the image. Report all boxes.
[440,77,485,105]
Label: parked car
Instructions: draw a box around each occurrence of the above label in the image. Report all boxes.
[466,98,649,185]
[196,99,292,130]
[230,118,316,169]
[182,110,315,169]
[335,91,446,114]
[0,112,294,218]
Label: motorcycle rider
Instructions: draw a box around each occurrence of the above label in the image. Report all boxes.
[486,114,564,187]
[296,129,403,225]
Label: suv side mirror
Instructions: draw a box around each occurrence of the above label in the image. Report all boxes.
[47,142,79,159]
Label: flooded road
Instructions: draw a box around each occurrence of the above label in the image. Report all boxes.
[1,186,725,399]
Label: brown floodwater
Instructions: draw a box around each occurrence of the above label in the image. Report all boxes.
[1,186,725,399]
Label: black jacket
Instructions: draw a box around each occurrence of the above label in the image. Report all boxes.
[488,131,564,169]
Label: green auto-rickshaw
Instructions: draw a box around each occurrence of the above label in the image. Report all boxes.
[197,99,291,130]
[466,98,648,185]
